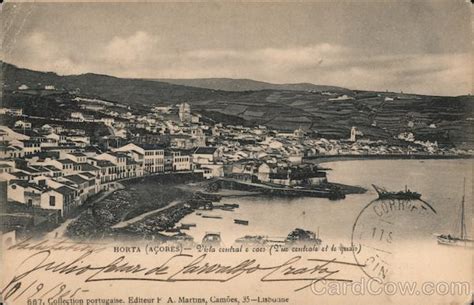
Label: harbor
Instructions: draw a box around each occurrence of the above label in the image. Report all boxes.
[64,159,472,246]
[64,169,365,240]
[177,159,472,245]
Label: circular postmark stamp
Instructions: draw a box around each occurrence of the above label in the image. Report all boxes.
[351,198,437,281]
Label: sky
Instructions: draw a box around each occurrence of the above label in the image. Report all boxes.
[1,1,472,96]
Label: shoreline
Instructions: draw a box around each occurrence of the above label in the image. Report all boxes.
[65,176,198,240]
[64,157,467,240]
[305,154,472,164]
[211,178,365,199]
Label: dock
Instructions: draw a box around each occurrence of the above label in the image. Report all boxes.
[215,178,348,200]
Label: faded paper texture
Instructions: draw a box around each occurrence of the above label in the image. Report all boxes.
[0,1,473,305]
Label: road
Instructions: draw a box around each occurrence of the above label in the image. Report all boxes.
[44,183,124,239]
[111,200,181,229]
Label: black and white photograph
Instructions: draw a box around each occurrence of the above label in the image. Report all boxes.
[0,1,472,305]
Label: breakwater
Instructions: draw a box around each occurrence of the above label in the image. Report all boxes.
[211,178,366,200]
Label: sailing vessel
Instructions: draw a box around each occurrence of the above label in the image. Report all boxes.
[372,184,421,200]
[436,179,473,247]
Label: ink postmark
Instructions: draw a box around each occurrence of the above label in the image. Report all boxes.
[351,198,437,281]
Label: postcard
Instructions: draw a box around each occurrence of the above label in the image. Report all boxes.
[0,1,472,305]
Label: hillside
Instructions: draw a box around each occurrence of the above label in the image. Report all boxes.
[2,62,473,149]
[1,62,222,105]
[152,78,351,94]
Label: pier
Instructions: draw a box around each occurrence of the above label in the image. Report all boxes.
[213,178,360,200]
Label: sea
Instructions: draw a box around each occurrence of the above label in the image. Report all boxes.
[180,159,472,245]
[178,159,472,302]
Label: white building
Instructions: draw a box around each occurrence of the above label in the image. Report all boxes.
[153,106,172,113]
[0,126,29,142]
[199,163,224,178]
[114,143,165,174]
[170,150,192,171]
[65,152,88,163]
[191,114,201,123]
[101,117,115,127]
[0,146,25,159]
[20,140,41,156]
[8,108,23,116]
[42,159,77,175]
[66,135,90,146]
[179,103,191,122]
[14,120,32,129]
[192,147,220,165]
[71,112,85,121]
[350,127,357,142]
[7,180,76,216]
[190,127,206,147]
[95,152,128,179]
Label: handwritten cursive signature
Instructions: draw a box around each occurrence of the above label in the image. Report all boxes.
[1,250,364,301]
[7,237,106,254]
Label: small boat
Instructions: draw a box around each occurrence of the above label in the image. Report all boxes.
[436,178,473,247]
[202,232,222,246]
[197,203,214,210]
[372,184,421,200]
[181,223,196,228]
[164,228,181,233]
[285,228,322,245]
[235,235,268,245]
[234,219,249,225]
[224,203,239,208]
[202,215,222,219]
[437,234,473,247]
[220,206,235,211]
[172,232,194,243]
[213,204,234,211]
